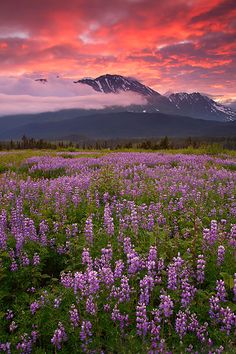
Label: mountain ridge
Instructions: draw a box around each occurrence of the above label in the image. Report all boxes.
[73,74,236,122]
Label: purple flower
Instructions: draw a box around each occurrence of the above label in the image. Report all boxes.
[175,310,188,340]
[84,215,93,244]
[9,321,18,333]
[21,252,30,267]
[159,294,174,318]
[127,250,141,275]
[104,203,114,236]
[82,248,93,267]
[10,260,18,272]
[167,254,184,290]
[16,333,33,353]
[86,269,100,295]
[139,275,154,305]
[51,322,67,350]
[80,320,92,352]
[150,309,161,351]
[219,306,236,335]
[114,260,125,278]
[61,271,73,288]
[216,280,227,302]
[196,254,206,284]
[0,342,11,353]
[209,296,220,320]
[111,305,129,330]
[196,322,209,343]
[99,266,114,288]
[69,304,79,328]
[217,246,225,266]
[188,313,199,332]
[33,253,40,266]
[30,301,40,315]
[86,296,97,315]
[5,310,14,321]
[136,302,149,337]
[180,275,196,308]
[54,297,62,309]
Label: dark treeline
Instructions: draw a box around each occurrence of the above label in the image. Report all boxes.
[0,135,236,150]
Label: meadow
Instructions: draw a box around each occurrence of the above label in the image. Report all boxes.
[0,149,236,353]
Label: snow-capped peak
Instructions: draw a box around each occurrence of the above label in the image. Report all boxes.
[168,92,236,121]
[75,74,160,97]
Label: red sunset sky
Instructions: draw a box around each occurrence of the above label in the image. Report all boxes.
[0,0,236,102]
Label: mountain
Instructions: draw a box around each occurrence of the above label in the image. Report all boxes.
[168,92,236,122]
[1,111,236,140]
[75,74,177,114]
[75,74,236,121]
[75,74,158,96]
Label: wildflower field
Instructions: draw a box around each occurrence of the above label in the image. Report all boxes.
[0,150,236,353]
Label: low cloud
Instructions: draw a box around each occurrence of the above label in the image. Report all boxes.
[0,92,146,116]
[0,74,147,115]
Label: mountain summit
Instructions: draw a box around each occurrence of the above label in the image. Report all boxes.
[168,92,236,122]
[75,74,159,96]
[75,74,236,122]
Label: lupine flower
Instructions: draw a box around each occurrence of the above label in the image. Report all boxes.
[216,280,227,302]
[111,305,129,330]
[196,322,209,343]
[61,272,73,288]
[80,320,92,352]
[74,272,86,294]
[84,215,93,244]
[86,296,97,315]
[51,322,67,350]
[175,310,188,340]
[21,252,30,267]
[69,304,79,328]
[10,260,18,271]
[30,301,40,315]
[82,248,93,267]
[5,310,14,321]
[86,269,100,295]
[180,276,196,308]
[149,309,161,351]
[9,321,18,333]
[0,342,11,353]
[114,260,125,278]
[104,204,114,236]
[136,302,149,336]
[16,333,33,353]
[188,312,199,332]
[127,250,141,275]
[139,275,154,305]
[99,266,114,288]
[209,296,220,320]
[54,297,62,308]
[33,253,40,266]
[159,294,174,318]
[196,254,206,284]
[219,307,236,335]
[130,203,139,235]
[167,254,184,290]
[217,246,225,266]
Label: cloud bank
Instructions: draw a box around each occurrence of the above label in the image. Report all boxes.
[0,75,146,115]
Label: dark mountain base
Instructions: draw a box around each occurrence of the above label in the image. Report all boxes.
[0,111,236,140]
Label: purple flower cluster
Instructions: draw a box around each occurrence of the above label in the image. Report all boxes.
[51,322,67,350]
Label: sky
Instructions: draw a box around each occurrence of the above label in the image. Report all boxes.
[0,0,236,114]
